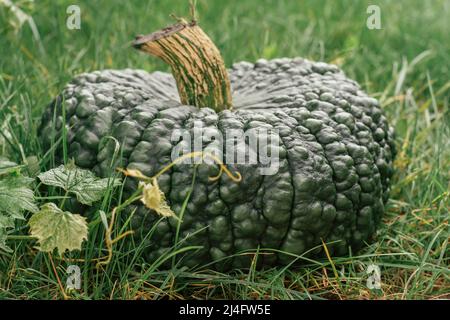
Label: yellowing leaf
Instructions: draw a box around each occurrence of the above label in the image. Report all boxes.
[139,179,176,218]
[28,203,88,255]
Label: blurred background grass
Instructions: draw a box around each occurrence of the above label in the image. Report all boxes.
[0,0,448,299]
[1,0,449,101]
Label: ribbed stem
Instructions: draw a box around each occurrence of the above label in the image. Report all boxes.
[133,20,232,111]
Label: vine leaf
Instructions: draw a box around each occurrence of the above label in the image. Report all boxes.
[0,175,38,217]
[0,174,38,252]
[28,203,88,255]
[38,163,121,205]
[119,168,177,219]
[139,179,177,219]
[0,215,15,252]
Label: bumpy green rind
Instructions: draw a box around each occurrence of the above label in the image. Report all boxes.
[40,58,395,269]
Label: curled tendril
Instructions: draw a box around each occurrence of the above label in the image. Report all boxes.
[208,165,224,182]
[203,153,242,183]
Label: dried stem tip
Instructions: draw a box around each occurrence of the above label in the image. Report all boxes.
[133,21,232,111]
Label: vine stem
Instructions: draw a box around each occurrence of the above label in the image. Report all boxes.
[119,151,242,183]
[59,189,70,209]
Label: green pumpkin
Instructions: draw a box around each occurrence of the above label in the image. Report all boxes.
[40,22,395,269]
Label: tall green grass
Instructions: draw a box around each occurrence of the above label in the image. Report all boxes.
[0,0,448,299]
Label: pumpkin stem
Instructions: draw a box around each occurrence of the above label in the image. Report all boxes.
[132,20,232,111]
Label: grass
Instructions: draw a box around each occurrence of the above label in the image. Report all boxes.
[0,0,449,299]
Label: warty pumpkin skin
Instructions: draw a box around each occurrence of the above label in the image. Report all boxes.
[40,57,396,268]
